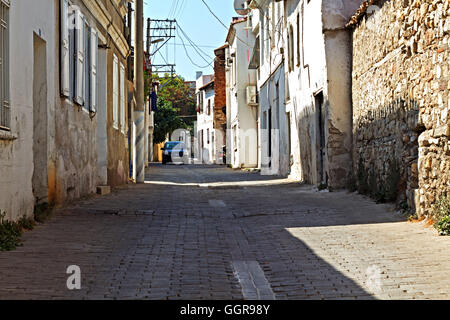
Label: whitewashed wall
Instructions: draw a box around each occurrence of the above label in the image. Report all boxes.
[0,0,56,221]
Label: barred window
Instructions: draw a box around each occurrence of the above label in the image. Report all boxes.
[0,0,10,130]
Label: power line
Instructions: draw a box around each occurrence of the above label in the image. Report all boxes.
[198,0,249,46]
[169,43,217,49]
[176,22,214,60]
[176,21,214,66]
[199,0,229,30]
[176,24,213,69]
[174,0,186,19]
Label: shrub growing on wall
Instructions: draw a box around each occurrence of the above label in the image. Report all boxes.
[433,197,450,236]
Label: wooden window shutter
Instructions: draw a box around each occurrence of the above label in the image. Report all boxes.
[90,28,98,113]
[113,54,119,128]
[60,0,70,97]
[74,9,85,106]
[120,63,125,132]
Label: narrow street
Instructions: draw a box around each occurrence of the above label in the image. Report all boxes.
[0,164,449,300]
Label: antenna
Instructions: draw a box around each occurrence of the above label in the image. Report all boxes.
[234,0,250,16]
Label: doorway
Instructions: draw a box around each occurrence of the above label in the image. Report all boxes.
[287,112,292,174]
[268,108,272,168]
[32,33,48,204]
[314,91,326,185]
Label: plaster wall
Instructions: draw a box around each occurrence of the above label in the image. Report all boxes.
[0,0,56,221]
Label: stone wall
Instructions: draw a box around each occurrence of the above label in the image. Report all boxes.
[350,0,449,217]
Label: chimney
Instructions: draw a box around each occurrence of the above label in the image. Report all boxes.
[196,71,203,80]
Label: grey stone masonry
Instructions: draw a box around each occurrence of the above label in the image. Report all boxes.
[350,0,449,217]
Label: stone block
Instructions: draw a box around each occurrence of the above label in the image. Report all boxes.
[97,186,111,195]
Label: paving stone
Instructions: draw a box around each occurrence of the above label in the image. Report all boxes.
[0,164,448,300]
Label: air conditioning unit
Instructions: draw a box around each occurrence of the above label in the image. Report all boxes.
[247,86,258,106]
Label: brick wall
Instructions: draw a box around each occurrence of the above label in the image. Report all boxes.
[350,0,449,217]
[214,46,227,131]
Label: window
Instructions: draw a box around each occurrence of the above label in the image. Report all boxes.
[198,92,204,113]
[120,63,125,133]
[260,18,265,64]
[113,54,119,129]
[296,13,300,67]
[207,99,211,115]
[271,2,275,48]
[0,0,10,130]
[265,13,270,58]
[83,19,90,110]
[73,9,85,106]
[288,25,294,72]
[61,1,97,112]
[60,0,70,97]
[89,28,98,112]
[207,128,210,144]
[232,56,237,85]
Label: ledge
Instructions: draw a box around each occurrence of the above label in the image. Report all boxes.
[0,130,17,141]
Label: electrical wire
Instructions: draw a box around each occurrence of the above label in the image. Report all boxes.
[176,22,214,60]
[176,24,213,69]
[174,0,186,19]
[198,0,249,46]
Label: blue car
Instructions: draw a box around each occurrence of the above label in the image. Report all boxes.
[161,141,188,164]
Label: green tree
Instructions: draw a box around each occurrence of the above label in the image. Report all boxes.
[153,74,196,125]
[152,74,196,144]
[153,99,187,144]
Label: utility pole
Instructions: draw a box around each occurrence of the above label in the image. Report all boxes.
[146,18,152,164]
[146,18,151,54]
[134,0,145,183]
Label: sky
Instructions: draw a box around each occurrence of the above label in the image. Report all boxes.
[143,0,238,81]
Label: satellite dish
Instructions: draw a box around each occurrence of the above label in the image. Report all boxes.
[234,0,249,16]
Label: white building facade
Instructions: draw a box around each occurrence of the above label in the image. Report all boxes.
[248,0,290,177]
[196,73,216,164]
[0,0,57,221]
[225,18,258,169]
[245,0,363,187]
[281,0,363,188]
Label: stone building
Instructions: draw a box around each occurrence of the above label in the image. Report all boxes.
[0,0,132,222]
[348,0,449,217]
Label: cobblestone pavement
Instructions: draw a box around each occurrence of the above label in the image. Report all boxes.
[0,164,449,300]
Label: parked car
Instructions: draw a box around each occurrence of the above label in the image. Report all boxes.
[161,141,188,165]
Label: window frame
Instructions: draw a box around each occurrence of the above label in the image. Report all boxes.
[0,0,10,131]
[120,62,126,134]
[112,54,119,129]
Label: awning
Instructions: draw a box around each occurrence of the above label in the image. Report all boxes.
[248,37,260,70]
